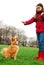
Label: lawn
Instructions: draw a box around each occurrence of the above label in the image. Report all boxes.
[0,45,44,65]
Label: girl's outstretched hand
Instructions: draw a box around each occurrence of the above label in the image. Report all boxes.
[22,21,26,25]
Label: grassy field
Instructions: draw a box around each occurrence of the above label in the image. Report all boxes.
[0,45,44,65]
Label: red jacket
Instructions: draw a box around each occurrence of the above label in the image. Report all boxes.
[25,13,44,33]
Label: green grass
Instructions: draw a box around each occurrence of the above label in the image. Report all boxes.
[0,45,44,65]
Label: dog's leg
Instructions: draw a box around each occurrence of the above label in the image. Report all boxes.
[13,49,19,60]
[13,53,17,60]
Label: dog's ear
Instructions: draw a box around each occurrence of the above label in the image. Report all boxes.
[16,38,18,41]
[12,38,14,41]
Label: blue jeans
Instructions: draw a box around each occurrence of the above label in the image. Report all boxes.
[37,33,44,52]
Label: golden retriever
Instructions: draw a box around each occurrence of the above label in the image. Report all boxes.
[1,38,19,60]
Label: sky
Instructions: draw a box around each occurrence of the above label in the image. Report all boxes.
[0,0,44,38]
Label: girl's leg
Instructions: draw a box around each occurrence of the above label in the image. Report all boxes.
[36,33,44,60]
[36,33,40,50]
[34,33,40,59]
[39,33,44,52]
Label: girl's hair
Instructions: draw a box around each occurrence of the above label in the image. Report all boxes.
[36,3,43,9]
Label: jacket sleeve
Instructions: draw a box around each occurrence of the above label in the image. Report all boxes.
[24,17,35,25]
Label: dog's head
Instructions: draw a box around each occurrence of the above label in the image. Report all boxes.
[10,38,18,45]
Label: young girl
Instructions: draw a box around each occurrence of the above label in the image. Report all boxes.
[22,3,44,60]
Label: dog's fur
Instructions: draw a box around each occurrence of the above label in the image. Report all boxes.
[1,38,19,60]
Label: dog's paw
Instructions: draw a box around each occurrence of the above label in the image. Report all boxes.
[14,57,16,60]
